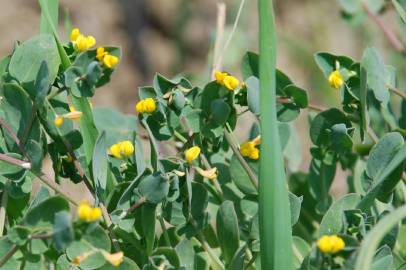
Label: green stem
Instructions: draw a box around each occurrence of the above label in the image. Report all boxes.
[258,0,293,269]
[174,130,188,144]
[224,130,258,189]
[195,227,225,270]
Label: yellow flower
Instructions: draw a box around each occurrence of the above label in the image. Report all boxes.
[223,75,240,91]
[77,201,102,222]
[103,54,119,69]
[70,28,81,42]
[69,105,76,112]
[54,115,64,127]
[240,141,260,160]
[96,47,108,61]
[75,34,96,52]
[135,98,157,114]
[109,141,135,159]
[214,71,227,84]
[185,146,201,163]
[72,252,90,265]
[102,251,124,267]
[63,111,83,120]
[195,167,217,180]
[317,235,345,254]
[328,70,344,89]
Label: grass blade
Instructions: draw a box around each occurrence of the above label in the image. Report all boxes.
[258,0,293,269]
[355,205,406,270]
[40,0,58,34]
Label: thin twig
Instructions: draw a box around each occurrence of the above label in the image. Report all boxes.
[387,84,406,100]
[212,3,226,75]
[224,130,259,189]
[0,244,17,267]
[0,153,31,169]
[217,0,247,68]
[0,117,26,157]
[100,204,121,252]
[277,97,325,112]
[361,0,405,53]
[0,189,8,237]
[36,172,79,206]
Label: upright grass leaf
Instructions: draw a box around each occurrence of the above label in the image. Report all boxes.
[40,0,58,34]
[355,205,406,270]
[258,0,293,269]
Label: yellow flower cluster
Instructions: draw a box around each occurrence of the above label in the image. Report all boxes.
[135,98,157,114]
[328,70,344,89]
[96,47,119,69]
[317,235,345,254]
[70,28,96,52]
[185,146,201,163]
[240,136,261,160]
[214,71,240,91]
[77,201,102,222]
[109,141,135,159]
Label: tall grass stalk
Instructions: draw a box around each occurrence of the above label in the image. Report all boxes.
[258,0,293,269]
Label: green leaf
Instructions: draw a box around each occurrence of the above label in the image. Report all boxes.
[25,140,43,173]
[355,205,406,270]
[53,211,73,251]
[241,51,259,79]
[245,76,260,115]
[230,154,258,195]
[83,224,111,251]
[211,99,231,125]
[318,193,361,237]
[216,201,240,264]
[23,196,69,227]
[289,192,302,226]
[361,47,389,104]
[142,203,156,255]
[9,34,60,93]
[93,131,108,201]
[1,83,41,151]
[310,108,352,147]
[138,173,169,204]
[359,132,406,209]
[292,236,311,269]
[227,245,246,270]
[314,52,354,77]
[284,85,308,108]
[175,239,195,269]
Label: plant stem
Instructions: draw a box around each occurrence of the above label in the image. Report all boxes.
[0,153,31,169]
[212,3,226,74]
[0,189,8,237]
[361,0,405,53]
[158,215,171,247]
[200,154,225,201]
[0,117,26,156]
[258,0,293,269]
[35,172,79,206]
[217,0,246,69]
[195,228,225,270]
[100,203,121,251]
[387,84,406,100]
[0,244,17,268]
[224,130,258,189]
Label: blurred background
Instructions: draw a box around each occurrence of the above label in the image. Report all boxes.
[2,0,406,195]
